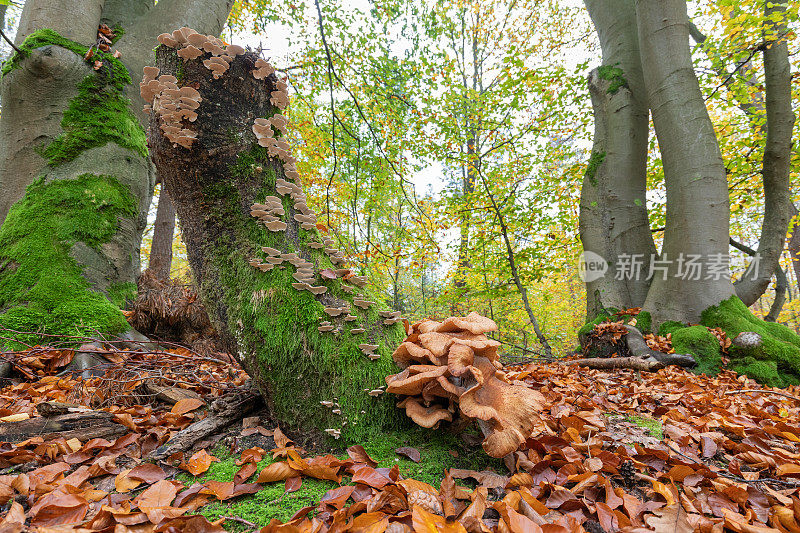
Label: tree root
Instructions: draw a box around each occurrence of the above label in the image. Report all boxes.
[571,325,696,371]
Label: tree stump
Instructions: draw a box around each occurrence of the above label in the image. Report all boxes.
[146,29,407,441]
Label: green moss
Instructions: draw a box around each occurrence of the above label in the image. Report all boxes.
[701,296,800,386]
[634,310,651,334]
[194,145,408,441]
[43,73,147,166]
[624,415,663,440]
[597,64,627,95]
[1,29,87,76]
[658,321,686,337]
[730,358,783,388]
[0,174,136,348]
[3,29,146,167]
[584,151,606,186]
[190,428,503,530]
[577,309,614,338]
[107,281,137,308]
[671,325,721,377]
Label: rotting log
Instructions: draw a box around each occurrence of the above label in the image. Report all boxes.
[0,411,127,443]
[146,28,407,441]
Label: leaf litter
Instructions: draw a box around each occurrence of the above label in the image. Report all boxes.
[1,344,800,531]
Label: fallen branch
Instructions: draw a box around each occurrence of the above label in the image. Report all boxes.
[149,389,262,460]
[572,324,696,371]
[0,410,127,443]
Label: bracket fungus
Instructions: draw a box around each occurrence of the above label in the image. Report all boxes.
[385,312,545,458]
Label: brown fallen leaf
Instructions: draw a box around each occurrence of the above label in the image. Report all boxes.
[644,504,693,533]
[396,446,422,463]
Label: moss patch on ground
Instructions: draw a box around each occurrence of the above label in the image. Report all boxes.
[701,296,800,387]
[652,296,800,387]
[0,174,136,348]
[190,428,502,530]
[624,415,663,440]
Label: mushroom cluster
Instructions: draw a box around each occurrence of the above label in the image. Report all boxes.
[380,310,402,325]
[141,67,201,148]
[386,312,546,458]
[157,27,245,79]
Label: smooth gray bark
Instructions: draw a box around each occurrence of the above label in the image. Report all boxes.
[731,0,795,306]
[0,0,233,326]
[148,186,176,279]
[580,0,655,318]
[637,0,735,326]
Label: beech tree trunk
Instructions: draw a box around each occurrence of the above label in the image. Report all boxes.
[148,185,176,279]
[580,0,655,318]
[148,43,407,439]
[0,0,232,345]
[636,0,735,325]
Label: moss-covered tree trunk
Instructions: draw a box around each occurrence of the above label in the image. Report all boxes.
[0,0,232,346]
[147,40,407,440]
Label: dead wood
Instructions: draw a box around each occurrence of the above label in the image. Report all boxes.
[149,389,262,460]
[572,324,696,371]
[0,411,127,443]
[140,381,203,405]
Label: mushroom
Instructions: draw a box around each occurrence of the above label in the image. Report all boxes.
[225,44,245,56]
[309,242,324,249]
[292,282,311,291]
[177,45,203,60]
[308,286,327,295]
[320,401,334,407]
[344,314,359,322]
[350,328,365,334]
[385,313,544,458]
[201,40,225,55]
[157,33,179,47]
[325,429,341,439]
[265,257,284,265]
[261,247,280,257]
[324,307,345,317]
[271,90,290,109]
[318,324,334,333]
[264,221,288,232]
[360,343,379,352]
[367,389,384,397]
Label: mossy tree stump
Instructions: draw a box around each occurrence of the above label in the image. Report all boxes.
[147,32,407,441]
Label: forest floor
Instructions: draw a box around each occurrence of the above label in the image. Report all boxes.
[1,343,800,532]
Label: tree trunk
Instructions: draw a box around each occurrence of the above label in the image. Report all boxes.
[0,0,233,346]
[788,204,800,295]
[148,43,407,440]
[148,185,176,279]
[636,0,735,326]
[731,0,794,306]
[580,0,655,319]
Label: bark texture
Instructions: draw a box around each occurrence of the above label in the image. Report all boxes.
[637,0,734,325]
[148,186,176,279]
[148,44,407,439]
[580,0,655,318]
[732,0,795,306]
[0,0,233,345]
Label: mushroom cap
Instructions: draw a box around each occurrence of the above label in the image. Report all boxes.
[177,45,203,60]
[264,221,288,231]
[459,355,545,458]
[437,312,498,335]
[324,307,345,317]
[143,65,160,79]
[350,328,365,334]
[265,257,284,264]
[397,397,452,429]
[187,33,208,47]
[226,44,245,56]
[157,33,179,47]
[260,247,280,256]
[359,343,379,352]
[291,282,311,291]
[308,286,327,295]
